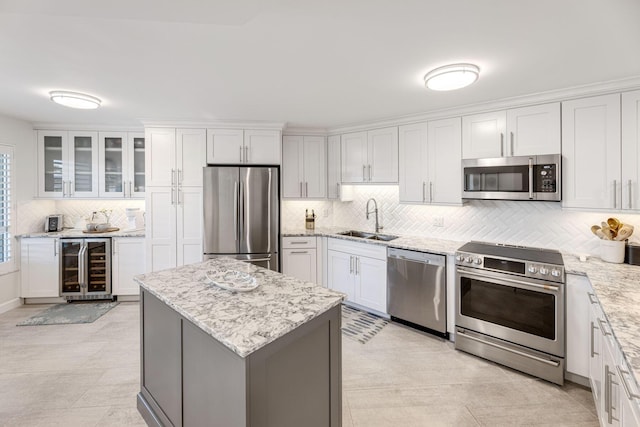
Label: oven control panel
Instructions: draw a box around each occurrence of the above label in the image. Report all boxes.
[455,251,565,284]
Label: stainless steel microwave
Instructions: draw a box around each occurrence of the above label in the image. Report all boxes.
[462,154,561,201]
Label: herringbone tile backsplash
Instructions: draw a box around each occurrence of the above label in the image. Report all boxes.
[282,185,640,256]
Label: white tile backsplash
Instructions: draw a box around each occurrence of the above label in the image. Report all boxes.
[17,199,145,233]
[282,185,640,256]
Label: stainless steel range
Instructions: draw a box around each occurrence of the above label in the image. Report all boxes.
[455,241,565,385]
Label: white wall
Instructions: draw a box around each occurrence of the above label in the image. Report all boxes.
[282,185,640,257]
[0,114,36,309]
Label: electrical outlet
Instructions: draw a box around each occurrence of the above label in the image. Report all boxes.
[433,216,444,227]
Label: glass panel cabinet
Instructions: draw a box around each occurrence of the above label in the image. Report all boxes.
[37,129,144,199]
[99,131,145,199]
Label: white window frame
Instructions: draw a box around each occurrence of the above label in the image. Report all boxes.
[0,144,15,275]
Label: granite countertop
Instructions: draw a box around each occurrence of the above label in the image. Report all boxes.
[18,228,145,238]
[282,227,465,256]
[563,253,640,386]
[134,257,345,358]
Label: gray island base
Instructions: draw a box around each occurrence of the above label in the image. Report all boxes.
[134,258,344,427]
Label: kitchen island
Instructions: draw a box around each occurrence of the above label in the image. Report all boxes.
[134,257,345,427]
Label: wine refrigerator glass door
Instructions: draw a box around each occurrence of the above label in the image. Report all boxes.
[86,239,111,295]
[60,240,82,296]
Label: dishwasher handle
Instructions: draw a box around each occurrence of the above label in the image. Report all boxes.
[387,247,446,266]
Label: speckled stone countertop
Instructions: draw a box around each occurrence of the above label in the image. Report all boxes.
[135,257,345,358]
[564,253,640,386]
[18,228,145,238]
[282,227,465,256]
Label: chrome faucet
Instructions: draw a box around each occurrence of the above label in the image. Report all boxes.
[365,198,383,233]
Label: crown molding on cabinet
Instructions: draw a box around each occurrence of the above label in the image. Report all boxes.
[139,120,285,130]
[328,75,640,135]
[32,123,144,132]
[282,126,329,136]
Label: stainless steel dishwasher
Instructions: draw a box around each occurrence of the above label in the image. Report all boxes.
[387,247,447,337]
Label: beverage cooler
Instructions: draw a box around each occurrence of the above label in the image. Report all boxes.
[59,238,112,299]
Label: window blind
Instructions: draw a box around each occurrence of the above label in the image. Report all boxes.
[0,146,12,265]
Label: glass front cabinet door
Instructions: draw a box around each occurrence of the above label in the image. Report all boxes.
[37,130,99,198]
[99,132,145,199]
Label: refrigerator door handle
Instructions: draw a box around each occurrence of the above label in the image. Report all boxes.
[239,181,245,242]
[78,244,87,289]
[234,181,239,241]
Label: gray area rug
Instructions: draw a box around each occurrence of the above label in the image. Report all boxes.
[341,305,388,344]
[17,302,119,326]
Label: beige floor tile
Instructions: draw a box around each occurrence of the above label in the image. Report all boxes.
[0,302,598,426]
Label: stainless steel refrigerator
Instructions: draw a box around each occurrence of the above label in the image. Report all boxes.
[203,166,280,271]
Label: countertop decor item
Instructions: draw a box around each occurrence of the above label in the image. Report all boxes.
[204,269,259,292]
[591,217,634,263]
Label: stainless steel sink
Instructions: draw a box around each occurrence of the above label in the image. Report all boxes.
[368,234,399,242]
[337,230,375,239]
[337,230,399,242]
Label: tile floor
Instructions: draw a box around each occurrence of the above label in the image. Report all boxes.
[0,303,598,426]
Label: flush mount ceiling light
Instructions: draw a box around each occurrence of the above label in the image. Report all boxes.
[49,91,102,109]
[424,63,480,91]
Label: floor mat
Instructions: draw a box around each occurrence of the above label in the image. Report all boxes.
[341,305,388,344]
[17,301,119,326]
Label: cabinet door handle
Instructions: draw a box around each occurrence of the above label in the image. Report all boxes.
[617,365,640,400]
[590,321,599,357]
[305,182,308,198]
[171,169,176,186]
[130,181,133,197]
[290,241,308,245]
[177,187,181,205]
[299,182,303,197]
[290,251,308,254]
[245,146,249,163]
[587,292,598,305]
[362,165,366,181]
[239,146,243,163]
[614,180,618,209]
[510,132,514,156]
[54,239,58,257]
[355,257,360,275]
[598,318,612,336]
[62,181,66,197]
[123,180,127,197]
[112,241,117,256]
[368,165,372,181]
[629,179,633,209]
[349,256,353,274]
[500,133,504,157]
[422,182,426,202]
[430,182,433,203]
[171,186,175,205]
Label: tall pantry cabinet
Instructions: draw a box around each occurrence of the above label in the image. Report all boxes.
[145,128,206,273]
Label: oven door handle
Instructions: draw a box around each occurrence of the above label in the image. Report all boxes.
[457,329,561,367]
[457,267,560,292]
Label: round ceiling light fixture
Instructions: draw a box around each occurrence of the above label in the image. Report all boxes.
[424,63,480,91]
[49,91,102,109]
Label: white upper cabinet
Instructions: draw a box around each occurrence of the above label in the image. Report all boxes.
[622,89,640,211]
[37,130,99,198]
[145,128,206,188]
[207,129,281,165]
[282,136,326,199]
[462,102,560,159]
[506,103,561,156]
[98,131,146,199]
[562,94,621,210]
[327,135,341,199]
[399,118,462,205]
[341,127,398,183]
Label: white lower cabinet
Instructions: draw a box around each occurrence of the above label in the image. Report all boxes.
[566,274,591,379]
[20,238,60,298]
[112,237,145,296]
[282,236,317,284]
[326,238,387,314]
[587,284,640,426]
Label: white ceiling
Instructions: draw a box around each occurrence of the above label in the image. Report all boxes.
[1,0,640,129]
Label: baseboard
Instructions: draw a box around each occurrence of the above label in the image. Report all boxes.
[116,295,140,302]
[0,297,22,314]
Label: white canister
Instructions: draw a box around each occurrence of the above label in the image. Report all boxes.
[600,240,626,263]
